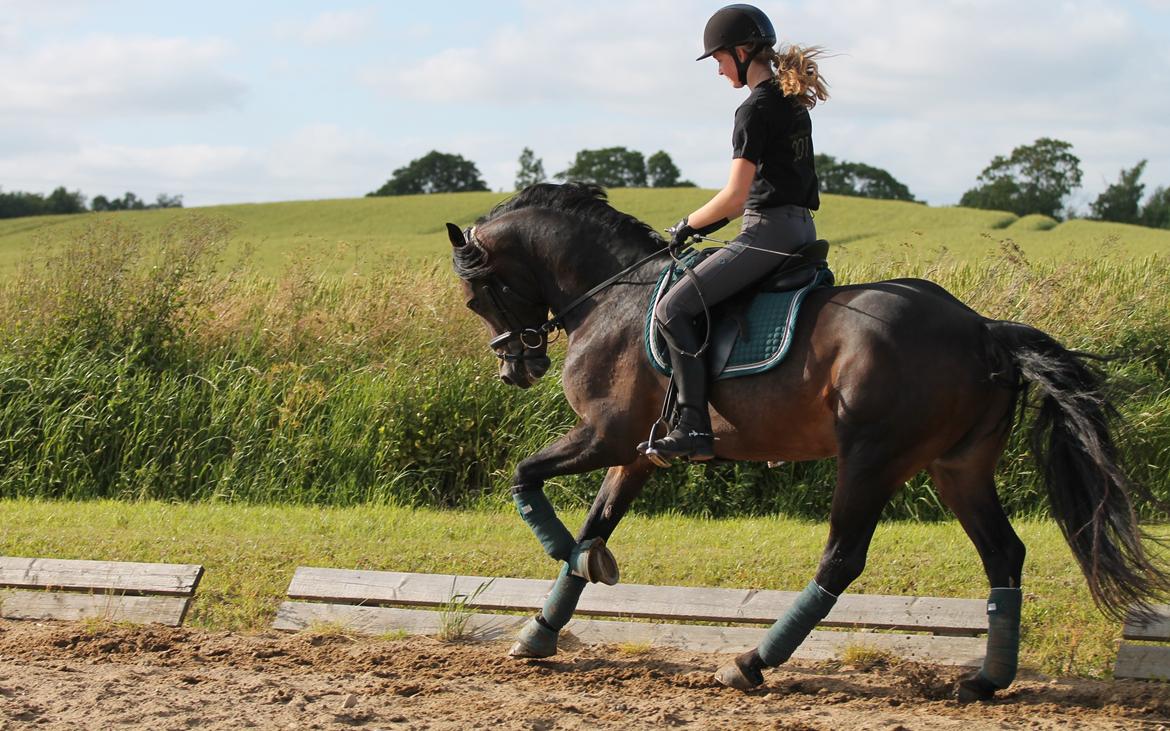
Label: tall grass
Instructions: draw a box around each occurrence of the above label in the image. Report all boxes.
[0,218,1166,519]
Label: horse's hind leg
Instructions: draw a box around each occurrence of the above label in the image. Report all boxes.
[716,451,904,689]
[929,450,1026,703]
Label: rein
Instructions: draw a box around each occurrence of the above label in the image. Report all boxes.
[470,230,669,362]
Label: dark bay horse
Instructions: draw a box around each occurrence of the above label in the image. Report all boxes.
[447,183,1167,701]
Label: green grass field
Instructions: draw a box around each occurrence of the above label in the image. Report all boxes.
[0,499,1136,679]
[0,191,1166,681]
[1,188,1167,275]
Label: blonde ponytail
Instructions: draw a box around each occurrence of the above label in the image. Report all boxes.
[766,45,830,110]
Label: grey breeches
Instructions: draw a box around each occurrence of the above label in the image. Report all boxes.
[654,205,817,336]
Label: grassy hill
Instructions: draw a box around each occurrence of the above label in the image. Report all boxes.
[1,188,1167,276]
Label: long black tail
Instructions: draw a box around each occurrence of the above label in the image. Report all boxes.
[987,320,1170,620]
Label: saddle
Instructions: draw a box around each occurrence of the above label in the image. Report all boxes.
[645,240,833,381]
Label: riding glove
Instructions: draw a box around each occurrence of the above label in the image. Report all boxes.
[669,217,730,254]
[668,218,696,254]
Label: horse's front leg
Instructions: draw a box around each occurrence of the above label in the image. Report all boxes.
[509,426,654,658]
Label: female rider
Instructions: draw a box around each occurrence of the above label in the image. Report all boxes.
[641,3,829,463]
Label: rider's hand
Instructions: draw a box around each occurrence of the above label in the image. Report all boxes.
[668,218,696,254]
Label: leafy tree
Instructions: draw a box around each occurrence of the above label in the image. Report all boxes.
[556,147,648,188]
[153,193,183,209]
[1090,160,1146,224]
[44,186,86,215]
[646,151,695,188]
[515,147,547,190]
[368,150,489,196]
[815,154,917,202]
[1141,186,1170,229]
[959,137,1082,219]
[94,192,147,211]
[0,189,47,219]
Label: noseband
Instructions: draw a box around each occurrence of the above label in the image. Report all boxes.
[460,227,669,364]
[478,276,554,363]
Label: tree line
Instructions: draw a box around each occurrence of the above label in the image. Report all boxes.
[369,147,921,202]
[0,187,183,220]
[958,137,1170,227]
[368,141,1170,230]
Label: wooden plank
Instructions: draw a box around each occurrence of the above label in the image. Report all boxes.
[286,568,986,635]
[1122,604,1170,641]
[0,557,204,596]
[1114,643,1170,681]
[0,589,191,626]
[273,602,986,667]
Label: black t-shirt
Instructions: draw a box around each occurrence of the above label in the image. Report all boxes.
[731,78,820,211]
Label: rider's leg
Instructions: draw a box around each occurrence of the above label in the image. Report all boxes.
[646,316,714,461]
[647,207,815,461]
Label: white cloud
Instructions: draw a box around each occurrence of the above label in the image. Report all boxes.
[273,9,377,47]
[0,141,255,204]
[365,0,1170,204]
[362,1,706,106]
[0,1,87,41]
[0,34,246,117]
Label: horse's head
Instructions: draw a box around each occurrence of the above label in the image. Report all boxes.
[447,222,552,389]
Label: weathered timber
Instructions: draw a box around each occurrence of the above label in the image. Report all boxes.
[273,601,986,666]
[0,557,203,596]
[286,568,986,635]
[0,589,191,626]
[1114,643,1170,681]
[1122,604,1170,641]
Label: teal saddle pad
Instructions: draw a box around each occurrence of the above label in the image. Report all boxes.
[644,256,833,381]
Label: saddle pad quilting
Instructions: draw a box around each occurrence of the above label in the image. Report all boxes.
[644,263,832,381]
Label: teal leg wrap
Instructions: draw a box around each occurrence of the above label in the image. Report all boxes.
[542,562,588,630]
[758,581,838,667]
[977,587,1022,689]
[514,489,575,562]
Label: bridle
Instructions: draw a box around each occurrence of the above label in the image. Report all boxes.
[473,273,554,363]
[460,227,669,364]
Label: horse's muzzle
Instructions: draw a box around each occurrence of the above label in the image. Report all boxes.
[500,354,551,389]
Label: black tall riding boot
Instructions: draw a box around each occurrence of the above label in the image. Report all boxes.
[648,320,714,462]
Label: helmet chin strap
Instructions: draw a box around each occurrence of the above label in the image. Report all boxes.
[734,45,761,86]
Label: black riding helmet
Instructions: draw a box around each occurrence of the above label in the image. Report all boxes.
[696,4,777,86]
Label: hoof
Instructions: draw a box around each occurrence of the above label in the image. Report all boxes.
[956,673,998,703]
[508,617,558,659]
[569,537,620,586]
[714,660,764,690]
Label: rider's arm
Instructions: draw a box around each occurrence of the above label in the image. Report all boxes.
[684,157,757,230]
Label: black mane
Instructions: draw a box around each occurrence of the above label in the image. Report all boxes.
[479,183,662,245]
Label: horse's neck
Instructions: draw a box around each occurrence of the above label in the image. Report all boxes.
[556,252,662,342]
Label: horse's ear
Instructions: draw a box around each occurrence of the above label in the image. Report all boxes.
[446,222,466,248]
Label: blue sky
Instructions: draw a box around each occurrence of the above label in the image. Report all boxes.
[2,0,1169,209]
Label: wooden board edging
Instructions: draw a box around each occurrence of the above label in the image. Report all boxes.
[286,568,987,636]
[1122,604,1170,641]
[1115,643,1170,681]
[272,601,986,667]
[0,557,204,596]
[0,589,191,626]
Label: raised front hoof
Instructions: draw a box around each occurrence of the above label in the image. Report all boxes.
[956,673,999,703]
[508,617,558,659]
[569,537,620,586]
[714,660,765,691]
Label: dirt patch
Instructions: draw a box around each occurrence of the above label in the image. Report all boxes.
[1,620,1168,730]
